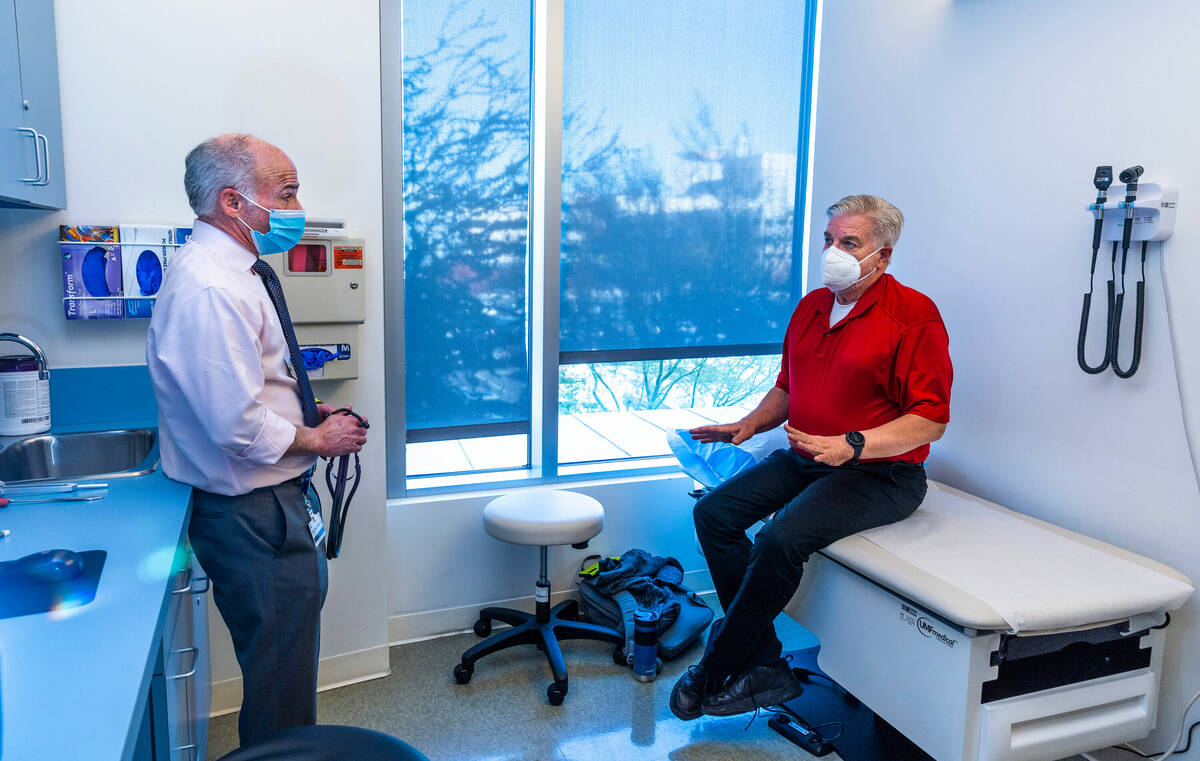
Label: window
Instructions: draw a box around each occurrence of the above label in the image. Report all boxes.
[385,0,820,495]
[400,0,532,440]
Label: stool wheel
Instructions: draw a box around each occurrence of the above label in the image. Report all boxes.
[473,618,492,638]
[547,680,567,706]
[453,663,474,685]
[612,646,626,665]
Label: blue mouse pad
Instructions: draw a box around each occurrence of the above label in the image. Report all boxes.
[0,550,106,620]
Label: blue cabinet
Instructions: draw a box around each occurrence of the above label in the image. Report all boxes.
[0,0,66,209]
[133,549,211,761]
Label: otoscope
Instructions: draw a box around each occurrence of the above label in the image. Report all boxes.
[1077,166,1115,374]
[1111,165,1146,378]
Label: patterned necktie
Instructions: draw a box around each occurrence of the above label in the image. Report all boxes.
[251,258,320,428]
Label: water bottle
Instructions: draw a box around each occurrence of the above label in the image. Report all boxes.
[632,609,659,682]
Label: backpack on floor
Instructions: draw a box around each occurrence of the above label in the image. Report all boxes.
[576,554,714,663]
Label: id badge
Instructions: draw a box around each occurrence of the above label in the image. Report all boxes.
[305,496,326,548]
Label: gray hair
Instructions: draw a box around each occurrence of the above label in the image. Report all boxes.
[183,134,259,216]
[825,194,905,248]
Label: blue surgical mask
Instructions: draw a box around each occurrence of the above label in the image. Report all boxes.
[237,192,306,255]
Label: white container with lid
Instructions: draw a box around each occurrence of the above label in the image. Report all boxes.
[0,354,51,435]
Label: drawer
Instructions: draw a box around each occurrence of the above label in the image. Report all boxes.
[978,669,1157,761]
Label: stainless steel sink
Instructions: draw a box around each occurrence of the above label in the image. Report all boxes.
[0,429,158,483]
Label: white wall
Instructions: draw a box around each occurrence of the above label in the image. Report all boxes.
[811,0,1200,755]
[0,0,390,707]
[387,474,711,642]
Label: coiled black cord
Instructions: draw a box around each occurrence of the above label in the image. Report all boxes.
[1112,241,1147,378]
[1078,240,1118,374]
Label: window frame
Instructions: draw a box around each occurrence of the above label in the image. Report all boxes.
[383,0,822,498]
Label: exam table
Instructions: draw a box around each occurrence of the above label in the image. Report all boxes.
[784,480,1194,761]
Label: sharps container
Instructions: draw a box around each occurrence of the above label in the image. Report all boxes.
[0,355,51,435]
[632,610,660,682]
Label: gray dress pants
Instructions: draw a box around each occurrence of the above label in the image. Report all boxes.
[189,478,329,747]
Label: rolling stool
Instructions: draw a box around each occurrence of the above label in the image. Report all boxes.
[452,489,624,705]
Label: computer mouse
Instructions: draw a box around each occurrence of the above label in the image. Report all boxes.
[0,549,85,586]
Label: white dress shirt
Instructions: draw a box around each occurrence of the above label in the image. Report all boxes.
[147,220,315,496]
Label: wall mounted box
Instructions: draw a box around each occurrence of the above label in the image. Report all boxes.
[262,237,367,379]
[1090,180,1178,243]
[119,225,172,319]
[296,324,360,381]
[268,238,367,324]
[61,243,124,319]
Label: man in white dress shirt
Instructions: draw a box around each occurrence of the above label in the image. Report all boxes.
[147,134,366,747]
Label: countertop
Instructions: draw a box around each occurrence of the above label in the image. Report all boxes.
[0,431,192,761]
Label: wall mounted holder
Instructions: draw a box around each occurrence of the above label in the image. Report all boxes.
[1087,180,1178,242]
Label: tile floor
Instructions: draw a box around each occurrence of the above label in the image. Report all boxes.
[204,604,1091,761]
[206,600,837,761]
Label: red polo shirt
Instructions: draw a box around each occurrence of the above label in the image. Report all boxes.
[776,274,952,464]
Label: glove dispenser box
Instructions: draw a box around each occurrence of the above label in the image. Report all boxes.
[268,238,366,381]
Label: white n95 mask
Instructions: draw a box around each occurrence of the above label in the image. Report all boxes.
[822,245,881,292]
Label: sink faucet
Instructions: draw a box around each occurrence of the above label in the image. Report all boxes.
[0,334,49,380]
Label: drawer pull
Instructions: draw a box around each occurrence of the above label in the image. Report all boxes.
[171,566,193,595]
[169,646,199,680]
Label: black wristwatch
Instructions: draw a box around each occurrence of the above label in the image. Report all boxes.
[845,431,865,464]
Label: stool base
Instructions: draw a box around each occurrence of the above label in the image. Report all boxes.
[453,597,623,705]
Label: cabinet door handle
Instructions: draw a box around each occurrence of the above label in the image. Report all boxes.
[33,131,50,186]
[172,566,194,595]
[171,743,198,759]
[192,575,210,594]
[169,646,199,680]
[16,128,43,184]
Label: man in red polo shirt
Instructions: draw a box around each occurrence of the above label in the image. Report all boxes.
[670,194,952,720]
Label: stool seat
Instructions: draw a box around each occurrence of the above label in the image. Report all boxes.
[483,489,604,547]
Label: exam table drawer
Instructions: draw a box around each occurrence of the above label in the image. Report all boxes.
[978,669,1157,761]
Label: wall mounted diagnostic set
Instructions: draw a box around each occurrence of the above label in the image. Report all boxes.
[1077,165,1177,379]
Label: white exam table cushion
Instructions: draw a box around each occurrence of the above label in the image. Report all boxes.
[819,481,1193,634]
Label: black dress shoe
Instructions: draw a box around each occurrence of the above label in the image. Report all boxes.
[700,659,803,716]
[670,664,716,721]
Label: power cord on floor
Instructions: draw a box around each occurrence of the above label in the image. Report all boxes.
[762,703,843,740]
[793,666,840,688]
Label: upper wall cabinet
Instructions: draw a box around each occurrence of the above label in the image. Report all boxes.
[0,0,66,210]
